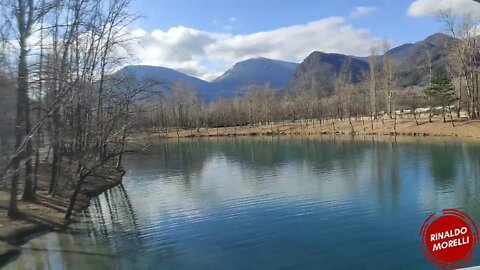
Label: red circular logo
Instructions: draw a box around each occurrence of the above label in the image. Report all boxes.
[420,209,479,269]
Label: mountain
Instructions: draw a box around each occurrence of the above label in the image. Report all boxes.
[113,65,215,101]
[114,58,299,101]
[211,57,298,96]
[286,52,369,94]
[113,33,456,102]
[388,33,456,87]
[285,33,456,95]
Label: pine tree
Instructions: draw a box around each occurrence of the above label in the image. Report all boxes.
[424,74,458,123]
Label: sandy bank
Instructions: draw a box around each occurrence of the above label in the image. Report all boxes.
[132,117,480,141]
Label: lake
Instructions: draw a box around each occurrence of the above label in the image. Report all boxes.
[5,136,480,269]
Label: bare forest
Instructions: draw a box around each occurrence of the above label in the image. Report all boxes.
[0,0,141,219]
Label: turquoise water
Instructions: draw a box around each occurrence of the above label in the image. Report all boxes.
[6,137,480,269]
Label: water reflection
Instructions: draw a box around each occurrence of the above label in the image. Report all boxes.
[429,143,458,190]
[6,136,480,269]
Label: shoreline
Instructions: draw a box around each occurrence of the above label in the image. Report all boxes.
[0,167,124,267]
[132,118,480,141]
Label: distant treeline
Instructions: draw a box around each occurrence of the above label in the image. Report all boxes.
[131,59,459,132]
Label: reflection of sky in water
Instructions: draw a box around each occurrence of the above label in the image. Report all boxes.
[6,137,480,270]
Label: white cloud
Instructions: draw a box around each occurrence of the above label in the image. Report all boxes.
[126,17,380,81]
[407,0,480,17]
[350,6,377,18]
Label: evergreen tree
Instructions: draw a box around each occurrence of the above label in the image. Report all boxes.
[424,73,458,123]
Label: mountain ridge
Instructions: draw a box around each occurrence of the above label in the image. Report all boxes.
[115,32,456,101]
[210,57,298,97]
[286,51,369,95]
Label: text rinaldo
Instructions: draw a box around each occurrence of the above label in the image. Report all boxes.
[430,227,470,251]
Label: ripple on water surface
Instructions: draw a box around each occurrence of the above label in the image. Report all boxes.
[5,137,480,270]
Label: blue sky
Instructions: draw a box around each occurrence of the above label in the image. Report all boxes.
[125,0,480,81]
[130,0,440,45]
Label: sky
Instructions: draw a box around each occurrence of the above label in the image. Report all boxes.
[124,0,480,81]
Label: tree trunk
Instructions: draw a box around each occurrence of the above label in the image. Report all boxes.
[10,0,33,213]
[349,118,354,135]
[32,131,40,195]
[394,113,397,134]
[442,106,446,123]
[476,72,479,119]
[116,103,130,170]
[8,156,20,218]
[23,121,33,200]
[65,171,87,220]
[370,113,374,131]
[19,40,34,201]
[457,77,462,119]
[449,107,455,127]
[49,110,60,195]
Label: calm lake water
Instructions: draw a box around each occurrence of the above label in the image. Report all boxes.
[6,136,480,269]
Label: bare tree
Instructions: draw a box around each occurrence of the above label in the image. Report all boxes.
[381,40,396,119]
[439,10,480,119]
[2,0,40,215]
[0,0,140,219]
[369,46,379,127]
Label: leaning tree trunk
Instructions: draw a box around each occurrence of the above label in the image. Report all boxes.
[65,170,88,219]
